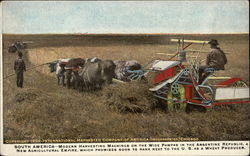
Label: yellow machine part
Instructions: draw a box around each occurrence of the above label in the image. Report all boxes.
[167,84,186,112]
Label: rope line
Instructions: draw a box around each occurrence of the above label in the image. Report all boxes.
[3,63,48,79]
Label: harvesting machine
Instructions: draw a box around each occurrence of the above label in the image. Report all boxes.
[130,38,250,111]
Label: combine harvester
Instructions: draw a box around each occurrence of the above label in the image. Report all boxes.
[129,38,250,111]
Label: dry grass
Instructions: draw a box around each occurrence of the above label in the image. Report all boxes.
[101,82,157,113]
[2,34,250,142]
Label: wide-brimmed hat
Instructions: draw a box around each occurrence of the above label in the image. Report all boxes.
[208,39,219,45]
[17,51,23,57]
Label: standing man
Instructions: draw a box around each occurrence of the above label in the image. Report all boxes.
[199,39,227,84]
[14,52,26,88]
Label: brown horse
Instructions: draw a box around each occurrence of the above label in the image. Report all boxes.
[79,60,116,91]
[65,58,85,89]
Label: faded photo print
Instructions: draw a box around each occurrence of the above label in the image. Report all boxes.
[1,0,249,151]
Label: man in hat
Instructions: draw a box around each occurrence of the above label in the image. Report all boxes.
[198,39,227,84]
[14,52,26,88]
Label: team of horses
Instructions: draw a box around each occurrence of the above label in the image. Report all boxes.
[48,57,141,91]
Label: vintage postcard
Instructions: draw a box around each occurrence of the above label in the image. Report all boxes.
[1,1,249,155]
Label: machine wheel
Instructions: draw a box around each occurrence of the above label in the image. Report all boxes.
[231,80,248,87]
[167,84,187,112]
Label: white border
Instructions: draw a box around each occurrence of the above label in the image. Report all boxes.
[1,1,249,156]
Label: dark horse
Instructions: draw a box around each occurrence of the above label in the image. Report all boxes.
[79,60,116,91]
[65,58,85,89]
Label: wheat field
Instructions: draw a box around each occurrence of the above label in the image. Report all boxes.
[2,34,249,143]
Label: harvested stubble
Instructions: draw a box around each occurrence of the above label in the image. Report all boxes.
[102,82,157,113]
[3,34,250,142]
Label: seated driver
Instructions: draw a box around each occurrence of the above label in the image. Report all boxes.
[198,39,227,84]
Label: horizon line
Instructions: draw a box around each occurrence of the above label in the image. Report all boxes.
[2,32,249,35]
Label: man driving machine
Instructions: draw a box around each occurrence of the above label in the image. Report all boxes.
[198,39,227,84]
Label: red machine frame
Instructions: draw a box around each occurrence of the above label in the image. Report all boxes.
[148,38,250,110]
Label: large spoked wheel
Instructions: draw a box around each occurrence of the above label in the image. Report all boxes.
[167,84,187,112]
[231,80,248,110]
[231,80,248,87]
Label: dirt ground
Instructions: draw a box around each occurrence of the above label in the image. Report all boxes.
[2,34,250,143]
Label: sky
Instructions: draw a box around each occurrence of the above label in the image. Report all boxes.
[2,1,249,34]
